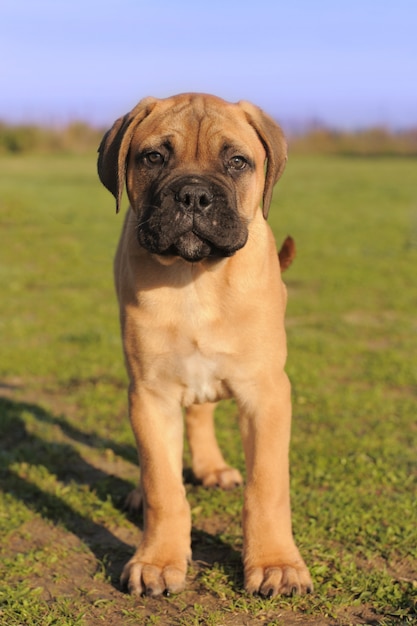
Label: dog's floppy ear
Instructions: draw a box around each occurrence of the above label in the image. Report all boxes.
[97,97,157,213]
[239,101,287,219]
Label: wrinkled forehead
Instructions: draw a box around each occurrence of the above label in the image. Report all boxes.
[131,95,265,158]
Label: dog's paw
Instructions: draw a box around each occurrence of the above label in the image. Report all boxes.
[244,562,313,598]
[120,556,188,597]
[200,466,243,490]
[124,485,143,513]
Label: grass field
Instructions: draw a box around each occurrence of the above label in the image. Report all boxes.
[0,152,416,625]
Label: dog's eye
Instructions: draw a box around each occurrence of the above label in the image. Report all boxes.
[144,151,164,166]
[228,156,248,171]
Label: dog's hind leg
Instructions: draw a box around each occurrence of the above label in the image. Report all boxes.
[124,481,143,513]
[185,403,243,489]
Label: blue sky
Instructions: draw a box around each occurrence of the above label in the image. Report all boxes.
[1,0,416,128]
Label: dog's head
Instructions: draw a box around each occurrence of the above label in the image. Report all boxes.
[98,93,287,263]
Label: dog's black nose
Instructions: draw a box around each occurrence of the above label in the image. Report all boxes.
[175,183,213,212]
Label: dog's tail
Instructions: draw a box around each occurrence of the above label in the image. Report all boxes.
[278,235,296,272]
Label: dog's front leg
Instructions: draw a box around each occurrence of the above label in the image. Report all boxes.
[121,387,191,597]
[238,372,313,597]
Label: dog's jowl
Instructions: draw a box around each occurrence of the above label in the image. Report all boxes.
[98,93,312,598]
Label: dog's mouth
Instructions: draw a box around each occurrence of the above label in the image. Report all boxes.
[162,230,244,263]
[136,176,248,263]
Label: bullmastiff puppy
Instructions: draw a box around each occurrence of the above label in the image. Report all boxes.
[97,93,312,598]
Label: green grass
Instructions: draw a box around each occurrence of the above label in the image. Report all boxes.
[0,153,416,625]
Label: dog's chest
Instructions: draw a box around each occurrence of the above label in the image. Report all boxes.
[140,275,234,406]
[164,282,231,405]
[178,347,227,406]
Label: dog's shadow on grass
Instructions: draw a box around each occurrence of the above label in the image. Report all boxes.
[191,528,244,593]
[0,396,242,592]
[0,396,139,586]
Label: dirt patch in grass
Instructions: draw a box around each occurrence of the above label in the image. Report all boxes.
[2,501,333,626]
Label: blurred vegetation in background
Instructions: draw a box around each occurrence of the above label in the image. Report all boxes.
[1,120,417,156]
[0,122,103,154]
